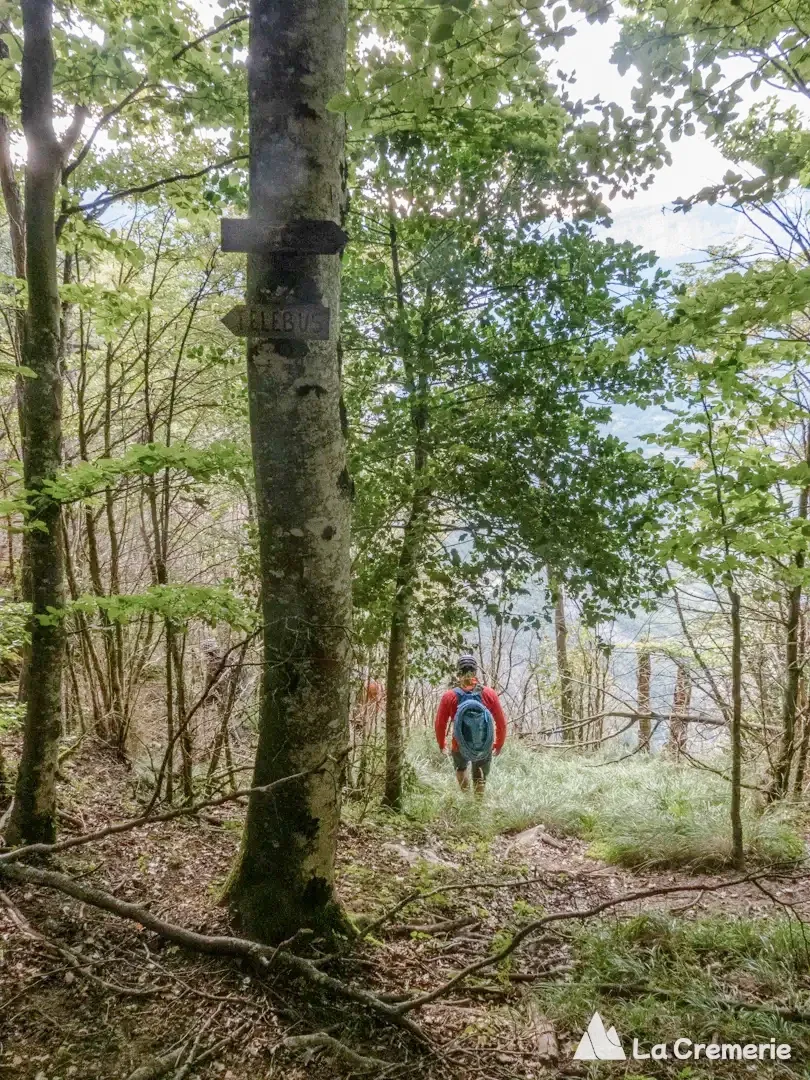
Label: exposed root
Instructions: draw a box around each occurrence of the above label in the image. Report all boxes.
[0,859,429,1045]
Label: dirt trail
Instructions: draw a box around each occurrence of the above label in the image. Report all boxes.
[1,747,806,1080]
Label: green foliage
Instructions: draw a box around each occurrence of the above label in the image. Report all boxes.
[39,584,256,632]
[615,0,810,211]
[618,247,810,599]
[345,130,669,659]
[0,596,28,678]
[41,441,250,506]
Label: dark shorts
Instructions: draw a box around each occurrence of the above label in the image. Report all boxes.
[452,751,492,778]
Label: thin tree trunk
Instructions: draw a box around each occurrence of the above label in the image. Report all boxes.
[552,578,574,744]
[173,633,192,803]
[771,466,808,799]
[637,649,651,751]
[770,578,803,800]
[226,0,351,943]
[164,629,174,805]
[791,704,810,799]
[0,24,31,706]
[729,586,744,870]
[668,663,691,759]
[206,637,251,785]
[5,0,69,845]
[383,492,428,808]
[382,203,430,809]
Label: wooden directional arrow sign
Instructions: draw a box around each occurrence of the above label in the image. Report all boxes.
[221,303,330,340]
[221,218,348,254]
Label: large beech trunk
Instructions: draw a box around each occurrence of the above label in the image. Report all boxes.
[226,0,351,942]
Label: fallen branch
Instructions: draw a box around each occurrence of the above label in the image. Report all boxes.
[0,889,156,998]
[173,1003,224,1080]
[277,1031,393,1074]
[125,1019,251,1080]
[394,870,810,1014]
[359,874,551,940]
[0,860,428,1044]
[389,915,479,937]
[0,764,325,864]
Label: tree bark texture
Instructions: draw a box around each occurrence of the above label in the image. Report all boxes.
[729,586,744,869]
[227,0,351,942]
[383,206,430,810]
[5,0,66,845]
[553,580,574,744]
[771,475,807,801]
[668,663,691,759]
[636,649,651,751]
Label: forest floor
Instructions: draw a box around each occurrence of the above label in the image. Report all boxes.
[2,741,810,1080]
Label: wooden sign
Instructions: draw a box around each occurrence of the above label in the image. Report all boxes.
[221,303,330,340]
[221,218,348,254]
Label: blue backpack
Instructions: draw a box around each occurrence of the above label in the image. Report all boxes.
[452,686,495,763]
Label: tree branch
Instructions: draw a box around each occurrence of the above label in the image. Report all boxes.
[59,103,90,160]
[55,156,248,236]
[394,870,809,1013]
[171,15,249,63]
[0,762,322,864]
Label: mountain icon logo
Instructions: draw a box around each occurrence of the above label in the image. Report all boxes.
[573,1012,626,1060]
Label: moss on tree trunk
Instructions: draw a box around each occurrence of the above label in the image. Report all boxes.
[5,0,66,847]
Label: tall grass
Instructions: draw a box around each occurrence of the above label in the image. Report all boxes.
[539,912,810,1075]
[402,734,805,869]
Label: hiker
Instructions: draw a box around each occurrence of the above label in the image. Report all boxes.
[434,654,507,795]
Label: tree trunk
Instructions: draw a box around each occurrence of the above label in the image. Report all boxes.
[552,578,574,743]
[728,586,744,870]
[791,702,810,799]
[226,0,351,943]
[668,663,691,759]
[382,203,430,809]
[5,0,66,845]
[383,491,428,809]
[0,23,31,707]
[637,649,651,751]
[770,579,802,800]
[770,479,807,800]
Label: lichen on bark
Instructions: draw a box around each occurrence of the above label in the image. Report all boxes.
[225,0,352,943]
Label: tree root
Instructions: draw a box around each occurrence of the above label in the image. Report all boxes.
[0,888,156,998]
[0,859,429,1044]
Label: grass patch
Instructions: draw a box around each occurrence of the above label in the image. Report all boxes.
[401,734,805,870]
[538,912,810,1077]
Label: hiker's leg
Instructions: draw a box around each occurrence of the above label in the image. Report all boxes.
[452,751,470,791]
[456,768,470,791]
[473,756,492,797]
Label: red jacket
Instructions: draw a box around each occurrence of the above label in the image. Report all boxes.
[434,681,507,754]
